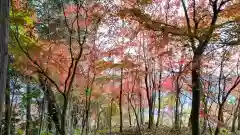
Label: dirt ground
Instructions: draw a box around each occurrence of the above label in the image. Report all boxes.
[98,126,240,135]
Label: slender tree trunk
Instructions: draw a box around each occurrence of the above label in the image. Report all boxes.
[83,87,92,135]
[71,107,77,133]
[238,106,240,130]
[119,67,123,133]
[179,100,185,129]
[191,53,202,135]
[152,92,156,124]
[38,77,45,135]
[94,102,100,135]
[109,98,113,134]
[174,93,180,129]
[0,0,10,130]
[4,74,12,135]
[231,99,240,132]
[129,96,141,135]
[215,104,224,135]
[144,70,153,129]
[88,90,93,134]
[128,98,132,127]
[156,70,162,127]
[9,76,16,135]
[139,93,144,125]
[156,89,161,126]
[47,100,52,132]
[148,101,154,129]
[72,107,78,130]
[38,94,45,135]
[26,83,32,135]
[97,112,101,130]
[81,95,87,134]
[4,75,10,135]
[202,94,208,135]
[174,77,180,129]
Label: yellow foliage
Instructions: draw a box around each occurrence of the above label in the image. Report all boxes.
[220,3,240,19]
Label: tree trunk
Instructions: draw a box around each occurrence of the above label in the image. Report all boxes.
[128,98,132,127]
[47,100,52,132]
[191,54,202,135]
[139,93,144,125]
[119,68,123,133]
[60,96,68,135]
[148,101,154,129]
[129,96,141,135]
[238,106,240,130]
[81,96,87,134]
[94,102,100,135]
[156,89,161,127]
[0,0,10,130]
[231,99,240,132]
[85,94,92,135]
[72,107,77,130]
[26,83,32,135]
[109,99,113,134]
[144,70,154,129]
[38,94,45,135]
[4,75,10,135]
[215,104,224,135]
[156,71,162,127]
[45,84,61,134]
[39,76,61,134]
[174,77,180,129]
[202,94,208,135]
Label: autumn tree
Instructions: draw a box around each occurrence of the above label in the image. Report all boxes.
[0,0,10,131]
[9,0,106,134]
[213,48,240,135]
[117,0,240,134]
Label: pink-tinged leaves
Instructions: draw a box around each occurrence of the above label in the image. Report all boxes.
[161,77,174,92]
[63,3,105,29]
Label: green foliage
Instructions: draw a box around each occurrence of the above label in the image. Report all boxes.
[73,128,81,135]
[20,85,41,112]
[219,128,229,135]
[109,101,119,116]
[41,130,53,135]
[10,9,34,26]
[56,92,65,106]
[31,128,40,135]
[23,88,41,100]
[228,96,236,105]
[9,7,39,73]
[85,88,92,96]
[154,93,176,109]
[16,129,24,135]
[96,127,119,134]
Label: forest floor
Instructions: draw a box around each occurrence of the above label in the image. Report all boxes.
[113,126,191,135]
[97,125,240,135]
